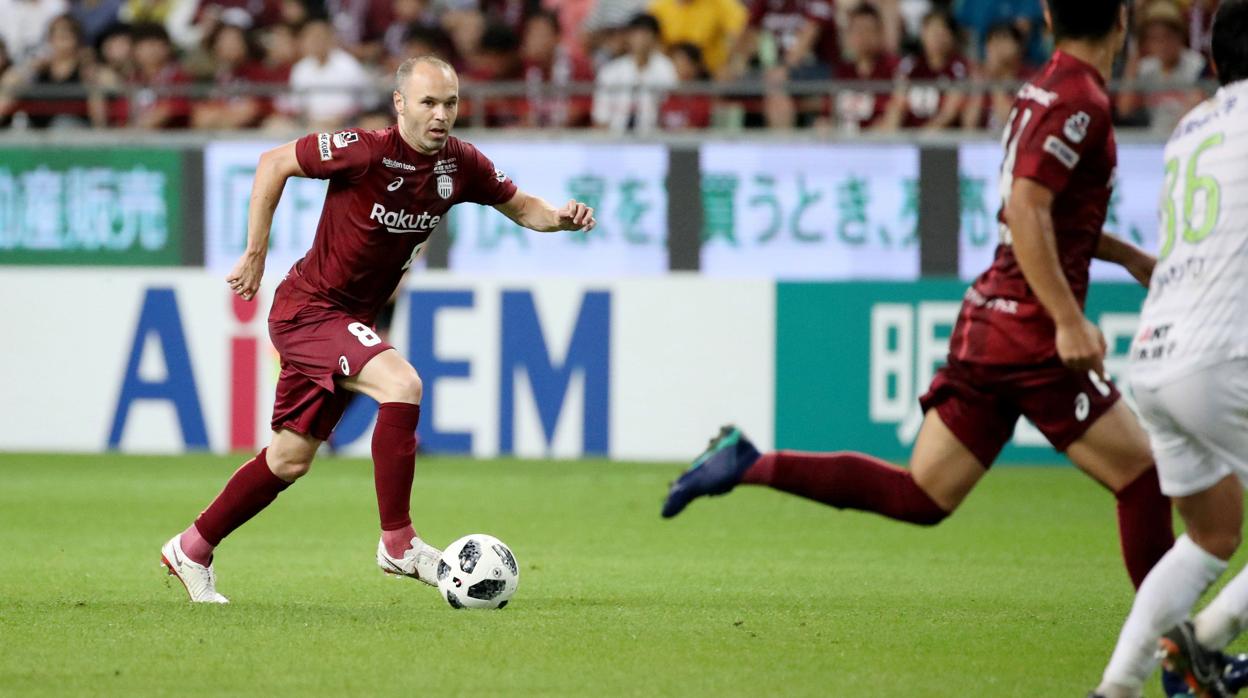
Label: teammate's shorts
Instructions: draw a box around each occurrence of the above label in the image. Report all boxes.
[919,357,1121,468]
[268,305,392,442]
[1131,360,1248,497]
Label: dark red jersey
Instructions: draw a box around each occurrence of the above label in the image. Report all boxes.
[275,127,517,323]
[832,54,899,129]
[747,0,839,66]
[897,52,970,127]
[949,51,1116,365]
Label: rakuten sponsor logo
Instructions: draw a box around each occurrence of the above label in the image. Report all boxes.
[369,203,441,234]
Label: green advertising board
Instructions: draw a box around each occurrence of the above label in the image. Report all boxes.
[776,279,1147,465]
[0,148,183,265]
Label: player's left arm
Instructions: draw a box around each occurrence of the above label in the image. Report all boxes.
[494,190,596,233]
[1094,231,1155,288]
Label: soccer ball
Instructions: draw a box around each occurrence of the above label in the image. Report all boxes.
[436,534,519,609]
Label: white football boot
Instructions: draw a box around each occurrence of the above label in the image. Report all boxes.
[376,536,441,587]
[160,535,229,604]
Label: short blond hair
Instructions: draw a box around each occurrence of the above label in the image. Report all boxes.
[395,56,456,94]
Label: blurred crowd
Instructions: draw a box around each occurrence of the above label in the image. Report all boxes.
[0,0,1220,133]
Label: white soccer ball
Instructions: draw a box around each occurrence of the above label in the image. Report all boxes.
[436,534,519,609]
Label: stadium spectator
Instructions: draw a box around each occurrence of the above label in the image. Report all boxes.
[326,0,396,65]
[116,0,192,53]
[583,0,649,68]
[829,3,899,132]
[1116,0,1208,133]
[881,9,970,130]
[520,10,592,127]
[720,0,837,128]
[71,0,124,46]
[259,21,297,79]
[659,41,711,129]
[866,0,909,55]
[1,0,69,64]
[543,0,592,66]
[192,23,277,128]
[459,22,524,126]
[287,16,376,129]
[127,22,192,127]
[961,21,1027,131]
[379,0,442,64]
[0,39,11,126]
[954,0,1046,66]
[390,25,456,73]
[647,0,747,75]
[193,0,283,39]
[593,12,677,133]
[92,22,132,125]
[0,14,103,128]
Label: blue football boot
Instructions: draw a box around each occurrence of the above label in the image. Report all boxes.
[661,425,760,519]
[1160,621,1232,698]
[1223,653,1248,693]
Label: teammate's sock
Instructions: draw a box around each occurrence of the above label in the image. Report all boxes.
[190,448,291,561]
[1114,466,1175,588]
[373,402,421,554]
[1100,534,1227,692]
[1194,563,1248,650]
[744,451,948,525]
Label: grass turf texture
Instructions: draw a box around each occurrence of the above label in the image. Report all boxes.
[1,454,1240,697]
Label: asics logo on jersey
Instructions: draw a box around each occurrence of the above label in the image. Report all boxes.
[369,203,442,234]
[387,177,404,191]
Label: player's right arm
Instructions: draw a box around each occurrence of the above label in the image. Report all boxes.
[1005,177,1106,376]
[227,141,306,301]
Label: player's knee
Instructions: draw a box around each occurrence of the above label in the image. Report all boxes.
[269,454,313,481]
[1191,529,1242,561]
[387,366,423,404]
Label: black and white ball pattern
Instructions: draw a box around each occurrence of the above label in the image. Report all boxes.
[436,534,519,610]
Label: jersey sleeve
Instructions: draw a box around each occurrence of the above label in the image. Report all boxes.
[294,128,373,181]
[457,142,518,206]
[1012,97,1109,193]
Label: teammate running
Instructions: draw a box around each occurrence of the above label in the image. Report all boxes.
[1094,2,1248,696]
[160,56,596,602]
[663,0,1177,591]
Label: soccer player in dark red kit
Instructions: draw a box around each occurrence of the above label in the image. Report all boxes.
[160,56,596,603]
[665,0,1176,592]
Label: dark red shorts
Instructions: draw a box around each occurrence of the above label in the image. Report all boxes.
[268,305,392,442]
[919,357,1121,468]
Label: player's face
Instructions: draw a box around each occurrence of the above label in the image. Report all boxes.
[396,64,459,154]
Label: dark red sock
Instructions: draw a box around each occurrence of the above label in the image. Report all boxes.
[743,450,949,526]
[1115,466,1174,589]
[193,448,290,549]
[373,402,421,532]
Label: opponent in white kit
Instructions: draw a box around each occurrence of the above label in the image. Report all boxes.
[1093,1,1248,696]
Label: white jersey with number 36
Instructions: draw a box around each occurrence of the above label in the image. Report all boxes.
[1131,80,1248,388]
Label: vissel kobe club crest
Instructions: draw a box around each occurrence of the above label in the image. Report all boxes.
[437,174,453,199]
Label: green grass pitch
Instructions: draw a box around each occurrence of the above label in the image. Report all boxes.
[1,452,1240,696]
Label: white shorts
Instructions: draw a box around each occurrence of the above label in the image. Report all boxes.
[1131,359,1248,497]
